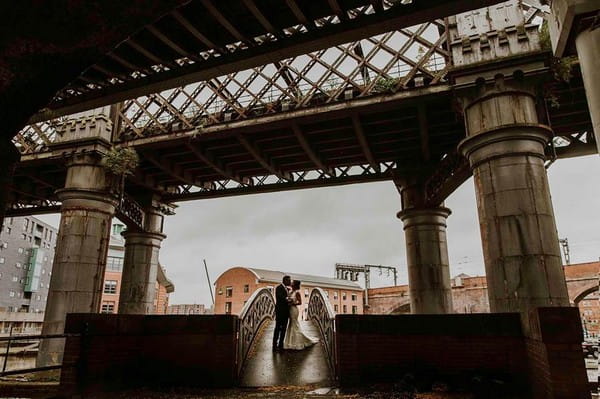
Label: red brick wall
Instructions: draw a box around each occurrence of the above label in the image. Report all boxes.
[100,270,121,313]
[153,283,169,315]
[336,313,528,388]
[60,314,238,395]
[525,307,589,399]
[336,309,589,398]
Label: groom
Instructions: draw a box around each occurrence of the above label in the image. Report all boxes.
[273,275,292,351]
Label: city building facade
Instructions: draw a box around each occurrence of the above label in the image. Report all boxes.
[0,219,174,335]
[214,267,364,318]
[0,216,57,333]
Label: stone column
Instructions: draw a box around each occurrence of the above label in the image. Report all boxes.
[458,76,570,317]
[118,207,166,314]
[0,139,20,230]
[574,25,600,154]
[396,184,453,314]
[38,153,117,366]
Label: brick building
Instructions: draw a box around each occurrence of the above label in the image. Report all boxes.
[214,267,364,318]
[366,274,490,315]
[100,223,174,314]
[367,262,600,337]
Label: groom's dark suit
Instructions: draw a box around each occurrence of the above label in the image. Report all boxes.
[273,283,290,349]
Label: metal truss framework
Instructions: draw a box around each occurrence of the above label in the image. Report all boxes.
[8,1,595,219]
[15,20,449,154]
[27,0,506,121]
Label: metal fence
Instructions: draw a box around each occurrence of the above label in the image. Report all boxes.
[0,333,79,377]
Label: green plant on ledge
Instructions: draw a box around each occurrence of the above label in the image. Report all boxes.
[373,76,399,93]
[540,20,578,84]
[102,146,139,203]
[538,20,579,110]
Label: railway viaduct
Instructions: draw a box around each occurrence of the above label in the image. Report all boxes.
[1,0,599,397]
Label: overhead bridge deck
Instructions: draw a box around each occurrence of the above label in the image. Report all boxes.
[9,66,592,218]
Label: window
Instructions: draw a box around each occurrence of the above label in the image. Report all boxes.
[23,219,28,230]
[12,276,18,282]
[9,291,15,297]
[36,295,41,301]
[352,306,358,314]
[225,286,233,298]
[17,248,23,254]
[40,282,44,288]
[304,288,309,298]
[333,291,338,300]
[218,288,223,295]
[106,256,123,272]
[343,305,347,314]
[351,294,357,301]
[5,227,11,235]
[334,304,338,312]
[21,234,26,240]
[342,292,347,300]
[101,302,115,314]
[225,302,232,314]
[325,291,329,298]
[0,257,4,264]
[243,284,249,293]
[104,280,118,294]
[15,262,21,269]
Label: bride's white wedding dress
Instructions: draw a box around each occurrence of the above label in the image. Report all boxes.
[283,290,319,350]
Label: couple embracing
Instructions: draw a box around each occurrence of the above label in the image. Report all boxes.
[272,275,319,351]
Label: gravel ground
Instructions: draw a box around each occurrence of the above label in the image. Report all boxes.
[71,387,478,399]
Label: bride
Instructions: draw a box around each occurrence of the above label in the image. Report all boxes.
[283,280,319,350]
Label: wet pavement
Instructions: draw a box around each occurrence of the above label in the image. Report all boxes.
[239,320,332,387]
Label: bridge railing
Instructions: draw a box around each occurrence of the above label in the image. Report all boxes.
[307,287,337,377]
[237,287,275,376]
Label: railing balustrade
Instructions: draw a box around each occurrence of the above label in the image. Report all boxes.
[0,333,79,377]
[237,287,275,375]
[307,287,337,377]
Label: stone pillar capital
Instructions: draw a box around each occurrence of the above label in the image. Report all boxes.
[458,124,552,168]
[396,207,451,229]
[122,230,166,245]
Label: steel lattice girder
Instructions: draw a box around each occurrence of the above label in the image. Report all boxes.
[28,0,508,123]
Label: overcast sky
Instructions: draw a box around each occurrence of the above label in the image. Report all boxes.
[37,155,600,307]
